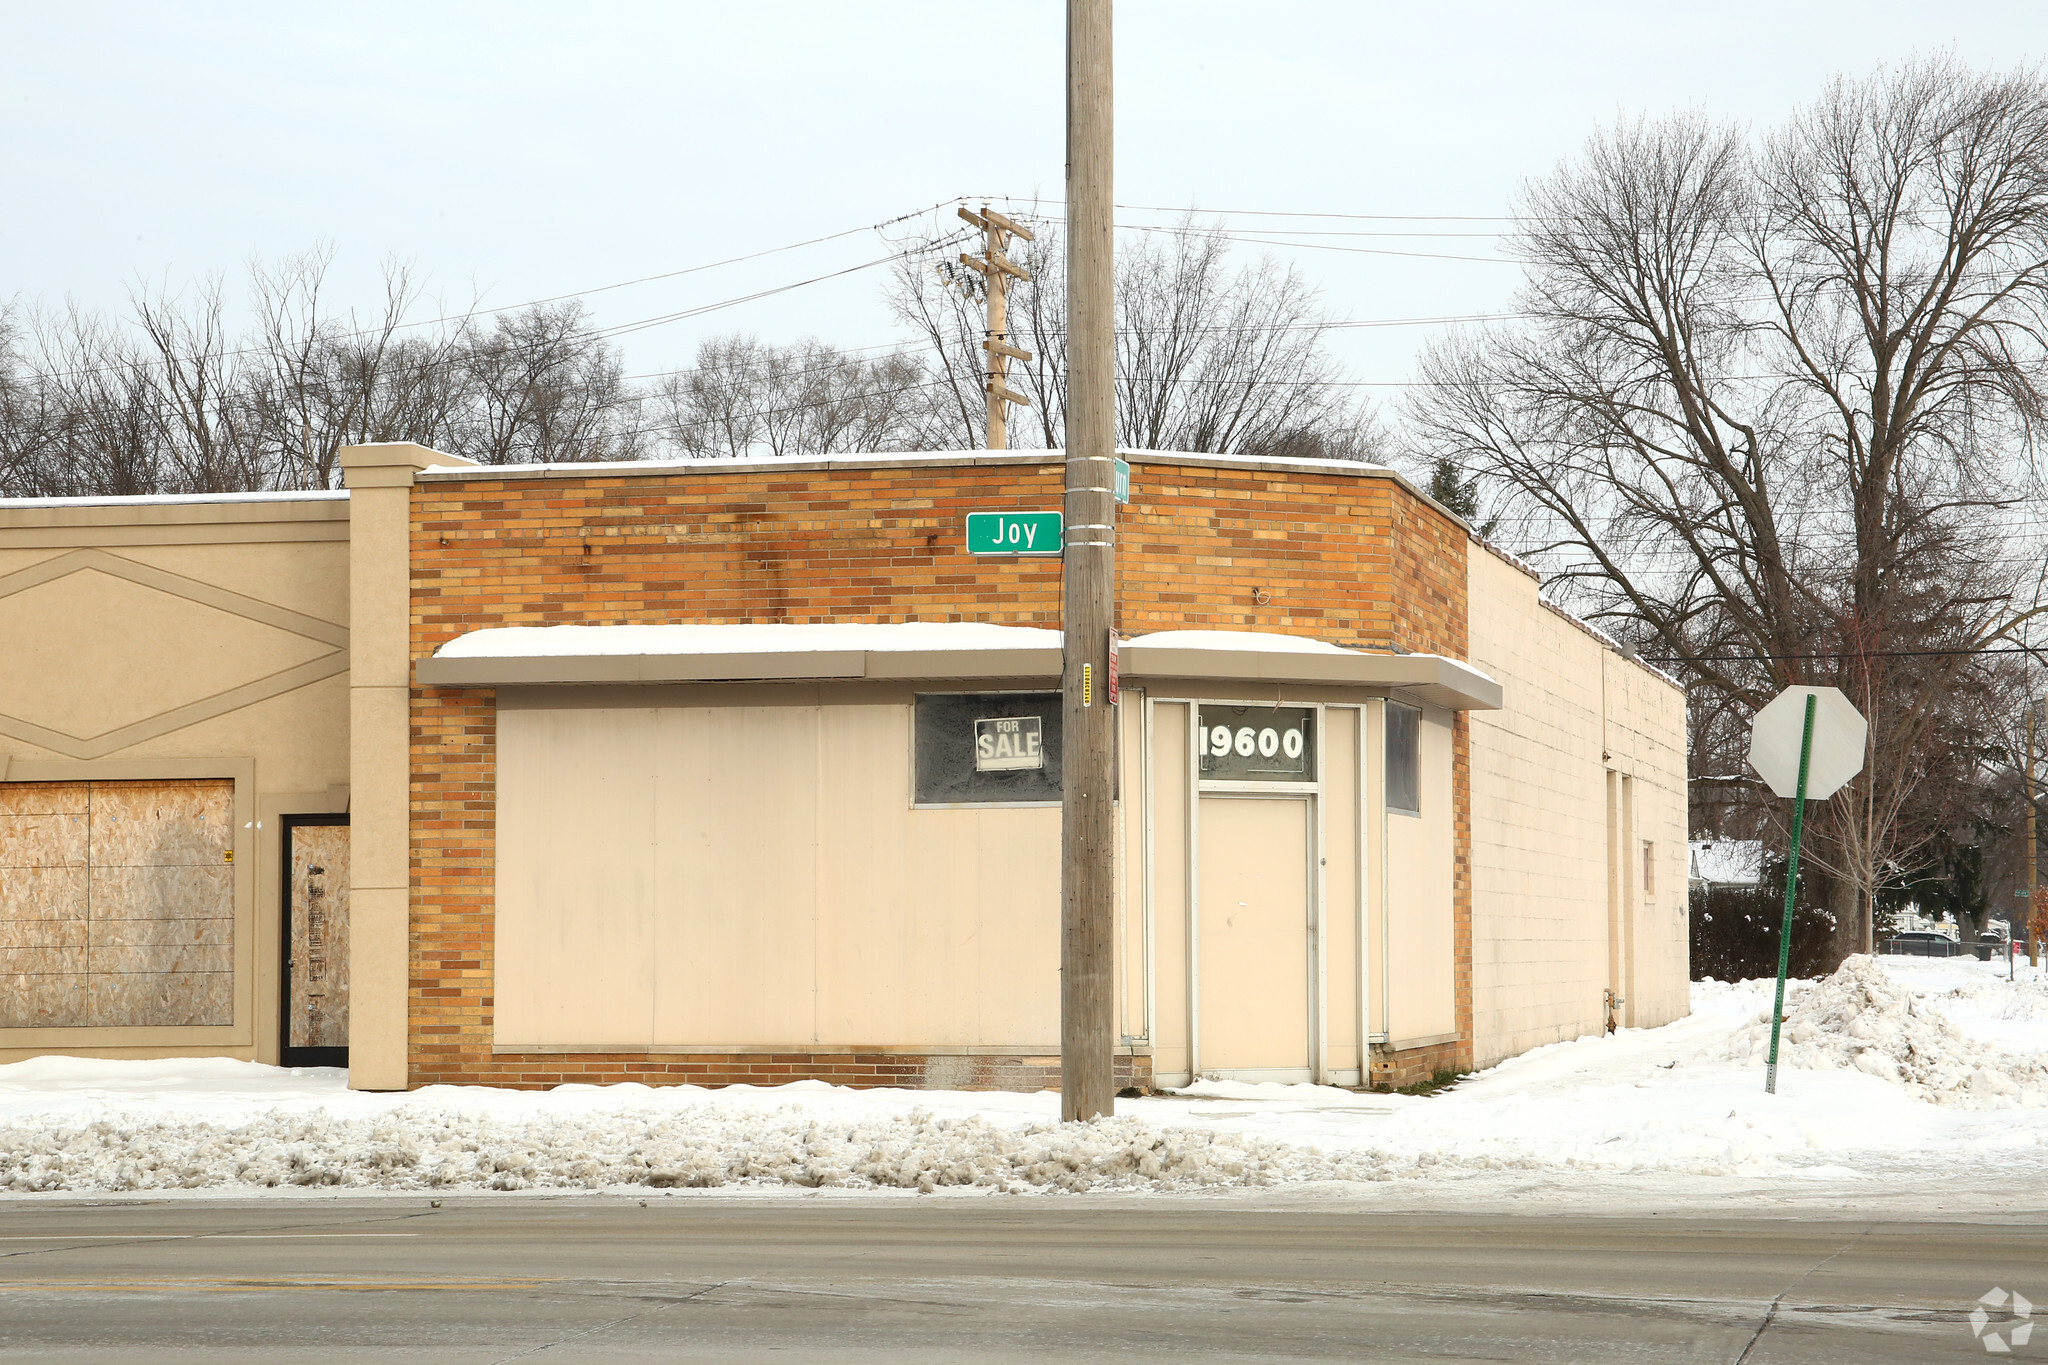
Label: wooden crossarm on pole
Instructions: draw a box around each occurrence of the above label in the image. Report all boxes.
[958,252,991,276]
[983,338,1034,362]
[986,381,1032,406]
[982,208,1036,241]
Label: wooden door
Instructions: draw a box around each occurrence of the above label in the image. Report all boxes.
[283,819,349,1064]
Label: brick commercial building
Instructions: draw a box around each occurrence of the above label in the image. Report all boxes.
[0,445,1686,1091]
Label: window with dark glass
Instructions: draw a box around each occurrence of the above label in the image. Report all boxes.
[913,693,1063,805]
[1196,704,1315,783]
[1386,701,1421,816]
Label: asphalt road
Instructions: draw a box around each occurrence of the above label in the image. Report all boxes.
[0,1196,2037,1362]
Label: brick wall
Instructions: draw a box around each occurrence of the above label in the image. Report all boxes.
[408,455,1471,1089]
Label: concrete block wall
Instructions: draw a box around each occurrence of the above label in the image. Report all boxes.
[1465,544,1688,1066]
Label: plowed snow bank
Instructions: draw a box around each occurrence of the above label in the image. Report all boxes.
[1732,955,2048,1107]
[0,1109,1402,1195]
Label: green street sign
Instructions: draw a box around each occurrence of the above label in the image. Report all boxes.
[1114,458,1130,505]
[967,510,1062,556]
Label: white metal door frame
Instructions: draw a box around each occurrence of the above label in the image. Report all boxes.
[1175,698,1324,1084]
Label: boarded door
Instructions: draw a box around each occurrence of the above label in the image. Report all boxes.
[283,820,349,1062]
[0,779,233,1029]
[1196,796,1312,1077]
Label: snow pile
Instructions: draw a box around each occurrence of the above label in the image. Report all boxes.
[1733,955,2048,1108]
[0,1106,1406,1196]
[4,956,2046,1201]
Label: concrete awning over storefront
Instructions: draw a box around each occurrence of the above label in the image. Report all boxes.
[416,622,1501,710]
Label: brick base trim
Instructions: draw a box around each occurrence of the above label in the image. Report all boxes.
[413,1050,1154,1094]
[1368,1037,1472,1089]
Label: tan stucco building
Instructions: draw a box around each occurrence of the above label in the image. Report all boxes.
[0,447,1686,1090]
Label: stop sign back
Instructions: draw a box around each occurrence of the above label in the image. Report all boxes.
[1747,686,1867,800]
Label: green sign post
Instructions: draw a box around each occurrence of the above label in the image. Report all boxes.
[1747,684,1867,1095]
[1764,694,1817,1096]
[967,510,1062,556]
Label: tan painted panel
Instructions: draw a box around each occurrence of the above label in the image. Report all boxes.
[0,568,333,742]
[814,703,916,1043]
[1197,797,1311,1072]
[497,697,1065,1052]
[1149,703,1191,1081]
[1322,706,1361,1071]
[934,807,1059,1045]
[288,823,350,1049]
[0,779,233,1029]
[653,705,821,1045]
[494,706,659,1048]
[1385,709,1457,1044]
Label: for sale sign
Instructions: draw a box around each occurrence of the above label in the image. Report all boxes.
[974,715,1044,771]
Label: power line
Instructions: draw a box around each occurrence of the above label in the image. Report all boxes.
[1643,644,2047,663]
[10,235,967,394]
[1115,222,1512,265]
[976,196,1516,223]
[12,204,968,386]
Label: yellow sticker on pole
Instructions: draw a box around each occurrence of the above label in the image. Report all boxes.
[1082,662,1093,707]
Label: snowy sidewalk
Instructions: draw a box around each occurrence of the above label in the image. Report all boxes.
[3,955,2045,1204]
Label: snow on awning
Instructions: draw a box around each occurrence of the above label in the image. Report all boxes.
[415,622,1502,708]
[416,622,1063,686]
[1122,631,1501,710]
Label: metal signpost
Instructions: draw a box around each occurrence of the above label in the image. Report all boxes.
[1747,685,1867,1094]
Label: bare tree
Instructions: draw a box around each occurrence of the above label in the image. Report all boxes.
[890,211,1381,457]
[1410,59,2048,959]
[453,303,645,466]
[654,335,935,458]
[245,249,476,488]
[0,260,651,496]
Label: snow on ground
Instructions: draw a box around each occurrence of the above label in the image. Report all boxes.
[3,955,2045,1201]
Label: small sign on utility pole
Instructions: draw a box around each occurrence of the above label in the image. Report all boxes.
[1748,685,1867,1094]
[967,511,1063,556]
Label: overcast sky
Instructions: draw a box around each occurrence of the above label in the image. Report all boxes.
[6,2,2045,394]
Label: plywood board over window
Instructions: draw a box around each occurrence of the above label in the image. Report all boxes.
[0,779,234,1028]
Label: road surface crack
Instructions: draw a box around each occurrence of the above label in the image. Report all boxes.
[487,1279,729,1362]
[1733,1224,1875,1364]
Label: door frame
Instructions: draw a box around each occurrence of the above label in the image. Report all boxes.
[1180,699,1326,1084]
[279,812,350,1068]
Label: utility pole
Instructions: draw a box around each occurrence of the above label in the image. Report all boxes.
[1061,0,1116,1123]
[958,205,1035,450]
[2029,701,2041,968]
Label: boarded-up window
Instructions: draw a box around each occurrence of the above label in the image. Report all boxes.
[0,779,233,1028]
